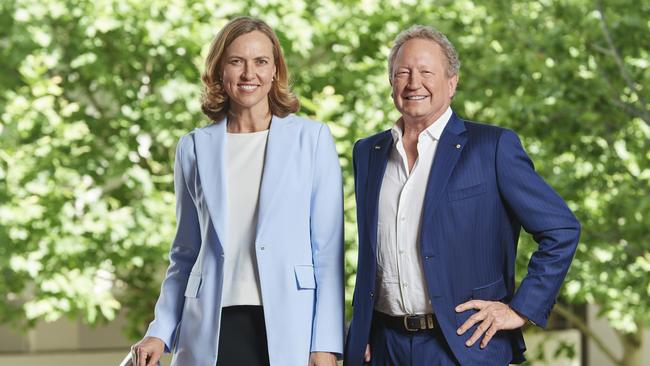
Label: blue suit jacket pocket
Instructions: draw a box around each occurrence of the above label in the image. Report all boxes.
[472,276,507,301]
[456,276,509,327]
[294,265,316,289]
[184,273,202,298]
[448,182,487,201]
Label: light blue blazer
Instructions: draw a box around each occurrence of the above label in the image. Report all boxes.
[145,114,344,366]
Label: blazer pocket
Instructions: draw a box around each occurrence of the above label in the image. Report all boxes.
[294,265,316,290]
[448,182,487,201]
[184,273,202,298]
[472,276,507,301]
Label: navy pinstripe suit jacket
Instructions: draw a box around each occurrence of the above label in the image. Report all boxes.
[344,113,580,365]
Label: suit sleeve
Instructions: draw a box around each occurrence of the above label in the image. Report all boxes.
[350,140,361,308]
[145,134,202,351]
[309,124,345,356]
[496,129,580,328]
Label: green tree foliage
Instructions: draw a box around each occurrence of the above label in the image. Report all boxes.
[1,0,648,362]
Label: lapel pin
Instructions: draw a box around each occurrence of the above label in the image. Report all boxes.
[374,145,382,150]
[455,144,461,149]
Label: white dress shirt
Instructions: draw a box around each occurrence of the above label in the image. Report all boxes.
[221,130,269,307]
[374,107,452,316]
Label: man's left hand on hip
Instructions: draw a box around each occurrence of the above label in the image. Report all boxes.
[455,300,527,349]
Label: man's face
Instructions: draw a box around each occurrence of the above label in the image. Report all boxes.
[391,38,458,124]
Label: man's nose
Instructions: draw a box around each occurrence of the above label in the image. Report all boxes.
[407,72,422,89]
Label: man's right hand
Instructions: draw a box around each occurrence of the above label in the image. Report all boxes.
[364,344,371,363]
[131,336,164,366]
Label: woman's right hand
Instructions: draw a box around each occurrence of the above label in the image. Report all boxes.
[364,344,371,363]
[131,336,164,366]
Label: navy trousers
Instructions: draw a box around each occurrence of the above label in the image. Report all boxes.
[367,316,460,366]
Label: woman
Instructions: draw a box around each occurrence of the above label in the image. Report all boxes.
[131,17,344,366]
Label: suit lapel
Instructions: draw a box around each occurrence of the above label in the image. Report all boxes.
[421,114,467,230]
[194,119,228,253]
[255,115,298,241]
[365,131,393,257]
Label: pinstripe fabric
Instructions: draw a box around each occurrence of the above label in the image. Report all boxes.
[368,318,460,366]
[345,113,580,366]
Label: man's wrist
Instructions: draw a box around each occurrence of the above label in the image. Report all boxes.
[509,305,536,326]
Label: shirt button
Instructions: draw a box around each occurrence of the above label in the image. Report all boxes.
[260,246,265,250]
[403,282,408,288]
[399,248,404,254]
[400,216,406,221]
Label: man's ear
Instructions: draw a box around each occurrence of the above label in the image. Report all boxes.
[448,73,459,98]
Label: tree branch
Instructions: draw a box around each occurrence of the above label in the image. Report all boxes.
[610,98,650,125]
[101,176,126,194]
[591,49,650,126]
[552,303,622,366]
[616,327,643,365]
[595,1,643,98]
[595,1,650,127]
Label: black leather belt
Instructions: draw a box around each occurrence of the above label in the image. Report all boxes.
[374,311,438,332]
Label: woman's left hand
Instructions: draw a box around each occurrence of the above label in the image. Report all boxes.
[308,351,337,366]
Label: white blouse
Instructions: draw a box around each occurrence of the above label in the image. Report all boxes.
[221,129,269,307]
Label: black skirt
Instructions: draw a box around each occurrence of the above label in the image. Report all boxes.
[217,305,270,366]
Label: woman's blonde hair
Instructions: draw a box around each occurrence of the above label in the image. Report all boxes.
[200,16,299,122]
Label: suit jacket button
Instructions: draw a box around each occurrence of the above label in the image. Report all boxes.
[370,291,374,298]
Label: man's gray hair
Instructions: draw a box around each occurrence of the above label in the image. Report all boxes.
[388,25,460,80]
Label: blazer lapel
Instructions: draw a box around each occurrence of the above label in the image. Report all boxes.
[421,114,467,231]
[365,131,393,258]
[255,115,298,241]
[194,119,228,253]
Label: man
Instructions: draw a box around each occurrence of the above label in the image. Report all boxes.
[344,25,580,365]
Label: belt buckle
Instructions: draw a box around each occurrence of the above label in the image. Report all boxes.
[403,315,422,332]
[426,314,435,329]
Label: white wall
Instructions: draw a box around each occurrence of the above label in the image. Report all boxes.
[587,304,650,366]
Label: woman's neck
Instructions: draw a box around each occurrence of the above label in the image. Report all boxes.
[227,105,272,133]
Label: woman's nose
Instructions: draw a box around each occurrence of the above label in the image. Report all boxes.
[241,63,255,80]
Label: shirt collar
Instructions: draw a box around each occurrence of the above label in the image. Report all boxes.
[391,106,453,143]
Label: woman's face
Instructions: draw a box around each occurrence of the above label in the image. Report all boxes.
[221,30,276,115]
